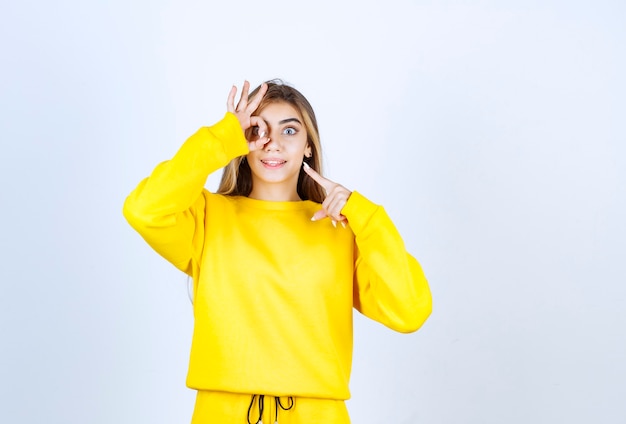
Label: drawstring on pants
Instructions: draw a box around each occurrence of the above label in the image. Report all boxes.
[247,394,294,424]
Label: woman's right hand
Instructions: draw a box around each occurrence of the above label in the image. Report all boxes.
[227,80,269,151]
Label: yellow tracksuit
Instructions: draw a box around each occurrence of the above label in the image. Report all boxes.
[123,112,432,422]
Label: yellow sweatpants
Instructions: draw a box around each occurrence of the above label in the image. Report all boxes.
[191,390,351,423]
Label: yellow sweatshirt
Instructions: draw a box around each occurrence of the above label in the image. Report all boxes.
[123,112,432,400]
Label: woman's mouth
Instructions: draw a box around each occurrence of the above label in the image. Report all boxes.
[260,159,286,169]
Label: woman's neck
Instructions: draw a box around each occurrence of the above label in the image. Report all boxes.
[248,184,301,202]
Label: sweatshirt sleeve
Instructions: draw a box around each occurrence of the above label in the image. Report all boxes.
[122,112,249,276]
[341,191,432,333]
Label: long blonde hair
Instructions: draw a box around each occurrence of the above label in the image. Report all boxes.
[217,79,326,203]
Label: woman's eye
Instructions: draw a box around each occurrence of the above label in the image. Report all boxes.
[283,127,297,135]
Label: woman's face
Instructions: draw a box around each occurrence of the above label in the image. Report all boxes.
[247,101,311,201]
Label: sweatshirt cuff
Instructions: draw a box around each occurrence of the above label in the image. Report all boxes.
[210,112,250,160]
[341,191,379,233]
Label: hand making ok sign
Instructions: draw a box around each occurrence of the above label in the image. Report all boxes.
[303,162,352,228]
[227,80,270,151]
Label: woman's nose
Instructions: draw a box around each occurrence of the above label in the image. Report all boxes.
[264,130,281,150]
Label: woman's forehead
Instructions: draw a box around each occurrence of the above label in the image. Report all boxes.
[255,101,303,122]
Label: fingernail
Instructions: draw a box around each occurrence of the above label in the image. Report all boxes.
[310,216,317,221]
[259,131,265,138]
[332,220,337,228]
[302,161,310,169]
[341,221,347,228]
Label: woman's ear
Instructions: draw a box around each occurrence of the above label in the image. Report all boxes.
[304,146,312,158]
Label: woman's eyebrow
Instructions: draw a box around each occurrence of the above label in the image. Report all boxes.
[278,117,302,125]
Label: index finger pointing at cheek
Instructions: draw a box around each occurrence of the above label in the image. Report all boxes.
[302,162,334,192]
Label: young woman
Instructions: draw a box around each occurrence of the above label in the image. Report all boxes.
[123,79,432,423]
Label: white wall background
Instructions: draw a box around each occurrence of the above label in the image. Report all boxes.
[1,0,624,423]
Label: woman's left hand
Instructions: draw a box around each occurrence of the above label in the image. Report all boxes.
[303,163,351,228]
